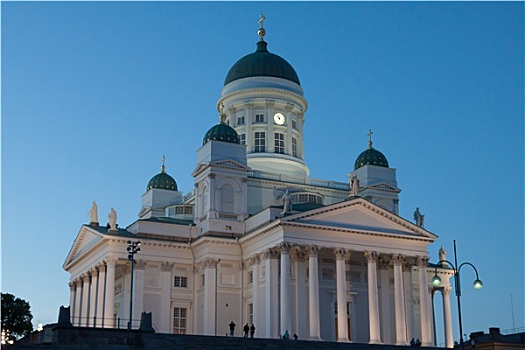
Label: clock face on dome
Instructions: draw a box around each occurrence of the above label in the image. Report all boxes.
[274,112,286,125]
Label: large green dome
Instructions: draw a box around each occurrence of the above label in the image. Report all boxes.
[203,122,240,145]
[224,41,300,86]
[147,168,178,191]
[354,146,389,170]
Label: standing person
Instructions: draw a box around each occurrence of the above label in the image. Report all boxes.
[243,323,249,338]
[229,321,236,337]
[250,324,255,338]
[283,330,290,340]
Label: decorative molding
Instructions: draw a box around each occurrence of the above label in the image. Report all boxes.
[378,256,391,269]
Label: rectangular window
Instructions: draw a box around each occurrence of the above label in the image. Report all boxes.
[254,132,266,152]
[292,120,297,129]
[248,303,254,325]
[174,276,188,288]
[274,133,285,154]
[239,133,246,145]
[173,307,187,334]
[254,113,265,123]
[237,116,245,125]
[201,274,205,287]
[248,271,253,284]
[292,137,297,157]
[184,206,193,215]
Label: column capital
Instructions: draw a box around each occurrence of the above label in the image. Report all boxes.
[364,251,379,262]
[307,246,320,257]
[334,248,347,260]
[263,247,280,260]
[378,256,391,269]
[279,242,292,254]
[292,248,307,262]
[136,259,147,270]
[442,286,452,296]
[202,258,219,269]
[417,256,430,267]
[249,254,260,267]
[391,254,405,265]
[265,100,275,109]
[161,261,174,272]
[104,256,118,267]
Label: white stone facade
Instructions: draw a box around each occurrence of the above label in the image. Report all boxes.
[63,26,457,347]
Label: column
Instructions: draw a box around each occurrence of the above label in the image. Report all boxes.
[294,248,307,337]
[89,268,98,327]
[393,254,408,345]
[96,263,105,327]
[203,258,218,335]
[75,277,83,326]
[133,260,146,328]
[250,255,260,330]
[81,273,90,327]
[335,248,349,342]
[308,246,321,340]
[159,262,173,333]
[364,252,381,344]
[245,103,253,152]
[266,101,275,153]
[264,248,279,338]
[417,257,432,346]
[442,287,454,348]
[104,257,116,328]
[379,257,392,343]
[279,242,291,335]
[69,282,76,324]
[403,261,415,341]
[285,104,293,155]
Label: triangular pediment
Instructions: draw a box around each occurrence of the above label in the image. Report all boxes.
[192,160,250,177]
[282,198,435,239]
[63,225,104,268]
[363,182,400,193]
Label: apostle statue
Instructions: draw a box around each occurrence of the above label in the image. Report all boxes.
[88,201,98,225]
[108,208,118,231]
[439,246,447,263]
[413,207,425,227]
[281,190,293,216]
[349,174,360,196]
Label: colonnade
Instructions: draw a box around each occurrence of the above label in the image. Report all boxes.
[246,243,436,345]
[69,258,117,328]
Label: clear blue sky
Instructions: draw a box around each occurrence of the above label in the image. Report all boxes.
[2,1,523,344]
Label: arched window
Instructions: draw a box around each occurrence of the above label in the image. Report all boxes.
[221,184,234,213]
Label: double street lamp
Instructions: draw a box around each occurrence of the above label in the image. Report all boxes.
[432,240,483,349]
[127,240,141,331]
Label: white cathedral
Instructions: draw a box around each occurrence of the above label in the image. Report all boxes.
[63,17,457,348]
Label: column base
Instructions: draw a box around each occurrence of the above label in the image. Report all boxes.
[396,341,409,346]
[309,336,322,341]
[337,338,350,343]
[369,339,383,344]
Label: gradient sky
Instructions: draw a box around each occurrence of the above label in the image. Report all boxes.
[2,1,523,344]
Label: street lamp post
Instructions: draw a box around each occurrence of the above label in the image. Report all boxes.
[127,240,141,331]
[432,240,483,349]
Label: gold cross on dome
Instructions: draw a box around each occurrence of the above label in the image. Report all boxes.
[368,129,374,148]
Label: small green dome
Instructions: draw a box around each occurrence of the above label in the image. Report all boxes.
[147,169,178,191]
[224,41,300,86]
[203,122,240,145]
[354,145,389,170]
